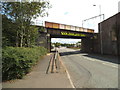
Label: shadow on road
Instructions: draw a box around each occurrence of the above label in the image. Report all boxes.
[83,54,119,64]
[59,50,119,64]
[59,50,81,56]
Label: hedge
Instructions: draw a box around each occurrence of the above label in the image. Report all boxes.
[2,46,47,81]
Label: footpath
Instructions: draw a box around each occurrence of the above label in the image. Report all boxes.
[2,53,72,88]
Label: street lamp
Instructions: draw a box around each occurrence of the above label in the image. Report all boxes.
[93,4,104,54]
[93,5,102,21]
[82,5,104,30]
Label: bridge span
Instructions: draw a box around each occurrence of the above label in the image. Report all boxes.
[36,21,99,53]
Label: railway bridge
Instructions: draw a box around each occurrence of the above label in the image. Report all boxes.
[36,21,100,53]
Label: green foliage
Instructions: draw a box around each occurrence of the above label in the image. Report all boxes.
[2,15,17,47]
[1,1,51,47]
[1,2,51,20]
[2,46,47,81]
[38,26,46,32]
[1,1,51,81]
[53,42,61,47]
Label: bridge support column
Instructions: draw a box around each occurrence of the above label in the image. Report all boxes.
[36,32,51,53]
[81,38,94,53]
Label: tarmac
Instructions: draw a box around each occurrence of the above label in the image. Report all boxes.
[2,53,72,88]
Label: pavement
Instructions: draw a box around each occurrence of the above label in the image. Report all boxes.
[59,47,118,88]
[2,53,72,88]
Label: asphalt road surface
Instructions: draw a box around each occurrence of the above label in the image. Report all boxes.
[58,47,118,88]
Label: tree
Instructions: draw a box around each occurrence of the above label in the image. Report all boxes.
[53,42,61,47]
[2,15,17,47]
[1,1,51,47]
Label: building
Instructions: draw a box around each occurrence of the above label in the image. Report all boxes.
[99,12,120,55]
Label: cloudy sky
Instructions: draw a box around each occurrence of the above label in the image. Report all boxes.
[35,0,120,44]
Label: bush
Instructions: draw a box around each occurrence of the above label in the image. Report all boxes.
[2,46,47,81]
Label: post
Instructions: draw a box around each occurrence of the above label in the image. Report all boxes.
[99,5,103,54]
[99,5,101,21]
[93,4,103,54]
[100,22,103,54]
[82,20,84,28]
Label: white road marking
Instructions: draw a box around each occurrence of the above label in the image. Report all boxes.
[80,55,118,69]
[102,63,118,68]
[59,48,118,69]
[58,52,76,88]
[83,57,95,61]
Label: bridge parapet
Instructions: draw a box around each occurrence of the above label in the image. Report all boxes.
[45,21,94,33]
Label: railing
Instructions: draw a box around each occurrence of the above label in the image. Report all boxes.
[46,49,60,74]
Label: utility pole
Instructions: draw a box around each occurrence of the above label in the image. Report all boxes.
[93,4,104,54]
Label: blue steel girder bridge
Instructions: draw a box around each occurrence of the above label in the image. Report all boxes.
[37,21,99,53]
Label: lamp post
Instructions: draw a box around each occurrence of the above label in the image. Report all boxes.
[93,5,102,21]
[93,4,104,54]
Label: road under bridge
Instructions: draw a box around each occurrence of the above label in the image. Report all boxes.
[36,26,100,53]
